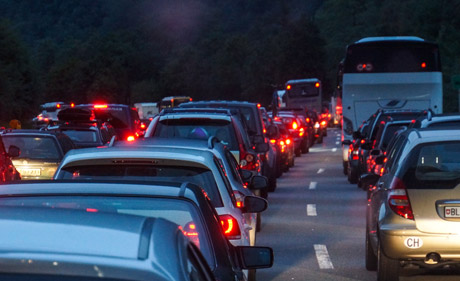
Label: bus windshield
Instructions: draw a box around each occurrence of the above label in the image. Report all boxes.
[344,41,441,73]
[286,83,320,98]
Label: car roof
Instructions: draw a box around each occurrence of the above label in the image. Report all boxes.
[118,136,226,152]
[406,128,460,143]
[1,129,62,137]
[159,111,232,121]
[285,78,320,84]
[0,206,187,281]
[0,180,203,206]
[181,100,258,107]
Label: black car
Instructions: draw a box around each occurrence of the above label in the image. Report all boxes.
[0,180,273,281]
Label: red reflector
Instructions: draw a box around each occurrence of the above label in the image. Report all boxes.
[94,104,108,109]
[86,208,98,213]
[127,136,135,142]
[421,62,426,68]
[219,215,241,239]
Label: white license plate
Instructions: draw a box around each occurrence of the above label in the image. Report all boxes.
[17,168,41,176]
[445,207,460,218]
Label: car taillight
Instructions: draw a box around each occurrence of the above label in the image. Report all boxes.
[286,139,291,145]
[292,121,298,130]
[94,104,108,109]
[299,127,304,137]
[388,177,414,220]
[314,122,320,129]
[233,190,245,208]
[352,149,359,160]
[320,120,327,127]
[127,136,135,141]
[270,139,276,144]
[240,152,258,171]
[219,215,241,239]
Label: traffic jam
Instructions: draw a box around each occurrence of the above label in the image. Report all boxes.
[0,36,459,281]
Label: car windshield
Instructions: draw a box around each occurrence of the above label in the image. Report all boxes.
[61,130,98,143]
[402,141,460,189]
[154,119,238,150]
[57,165,223,207]
[0,196,215,269]
[2,136,61,161]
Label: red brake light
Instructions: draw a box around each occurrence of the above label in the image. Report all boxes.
[270,139,276,144]
[286,84,291,90]
[306,117,310,123]
[70,102,75,108]
[233,190,244,209]
[292,121,298,130]
[219,215,241,239]
[421,62,426,68]
[86,208,98,213]
[285,139,291,145]
[127,136,135,142]
[315,82,320,88]
[388,177,414,220]
[257,103,261,108]
[140,123,146,129]
[94,104,108,109]
[56,104,61,109]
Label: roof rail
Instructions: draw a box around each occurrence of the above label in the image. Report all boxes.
[207,136,219,149]
[179,182,190,197]
[137,217,155,260]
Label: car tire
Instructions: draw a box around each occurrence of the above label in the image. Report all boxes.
[267,173,277,192]
[347,165,359,184]
[323,129,327,137]
[301,139,309,153]
[343,161,348,175]
[377,242,400,281]
[295,148,301,157]
[365,231,377,271]
[289,156,295,167]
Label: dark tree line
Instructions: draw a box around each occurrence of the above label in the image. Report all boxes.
[0,0,459,122]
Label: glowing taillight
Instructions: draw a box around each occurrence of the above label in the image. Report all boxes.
[86,208,98,213]
[388,177,414,220]
[140,123,146,129]
[94,104,108,109]
[270,139,276,144]
[257,103,261,108]
[314,122,320,129]
[233,191,244,209]
[219,215,241,239]
[315,82,320,88]
[320,120,327,127]
[292,122,298,130]
[56,104,61,108]
[286,139,291,145]
[306,117,310,122]
[70,103,75,108]
[286,84,291,90]
[127,136,135,142]
[421,62,426,68]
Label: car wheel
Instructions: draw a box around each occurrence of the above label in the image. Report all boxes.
[295,148,301,157]
[267,172,277,192]
[365,231,377,271]
[301,139,309,153]
[377,242,400,281]
[343,161,348,175]
[323,129,327,137]
[289,156,295,167]
[347,165,358,184]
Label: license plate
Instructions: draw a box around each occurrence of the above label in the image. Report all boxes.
[17,168,41,176]
[445,207,460,218]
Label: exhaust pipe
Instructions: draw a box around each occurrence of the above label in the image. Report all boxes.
[424,252,441,265]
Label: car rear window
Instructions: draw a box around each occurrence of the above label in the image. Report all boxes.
[401,141,460,189]
[2,136,61,161]
[0,196,214,269]
[61,130,98,143]
[154,119,238,150]
[57,165,223,207]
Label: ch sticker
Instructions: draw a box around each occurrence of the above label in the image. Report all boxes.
[404,237,423,249]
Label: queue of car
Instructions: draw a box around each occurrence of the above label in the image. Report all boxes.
[0,99,332,281]
[343,108,460,281]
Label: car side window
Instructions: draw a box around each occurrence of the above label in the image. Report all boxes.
[214,157,237,206]
[385,137,408,173]
[187,243,215,281]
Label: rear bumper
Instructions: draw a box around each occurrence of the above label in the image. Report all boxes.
[380,228,460,261]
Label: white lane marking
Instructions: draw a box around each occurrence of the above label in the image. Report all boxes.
[314,244,334,269]
[317,168,325,174]
[307,204,317,216]
[332,148,337,152]
[309,181,317,190]
[335,141,340,145]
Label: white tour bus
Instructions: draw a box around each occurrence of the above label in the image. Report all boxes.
[283,78,322,112]
[339,36,443,166]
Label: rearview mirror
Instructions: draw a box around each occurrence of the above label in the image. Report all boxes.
[8,145,20,158]
[243,195,268,213]
[250,175,268,190]
[235,246,273,269]
[255,142,269,153]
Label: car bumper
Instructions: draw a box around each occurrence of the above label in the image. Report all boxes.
[380,228,460,261]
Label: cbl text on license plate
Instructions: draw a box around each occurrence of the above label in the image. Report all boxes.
[445,207,460,217]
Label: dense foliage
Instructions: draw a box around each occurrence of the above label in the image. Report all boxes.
[0,0,459,121]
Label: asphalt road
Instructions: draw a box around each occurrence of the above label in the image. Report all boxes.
[256,128,460,281]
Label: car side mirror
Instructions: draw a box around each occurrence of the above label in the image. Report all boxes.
[375,155,385,165]
[342,140,352,145]
[250,175,268,190]
[266,125,279,139]
[240,169,253,182]
[360,173,380,189]
[243,195,268,213]
[352,131,362,139]
[235,246,273,269]
[370,149,381,156]
[8,145,20,158]
[252,135,264,144]
[361,142,372,150]
[255,142,269,153]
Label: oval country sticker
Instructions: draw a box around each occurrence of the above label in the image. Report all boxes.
[404,237,423,249]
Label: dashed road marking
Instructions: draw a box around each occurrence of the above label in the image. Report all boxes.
[309,181,317,190]
[317,168,325,174]
[335,141,340,145]
[314,244,334,269]
[307,204,317,216]
[332,148,337,152]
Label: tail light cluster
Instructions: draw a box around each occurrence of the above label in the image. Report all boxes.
[233,190,245,209]
[181,222,200,248]
[388,177,414,220]
[240,152,258,171]
[219,214,241,239]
